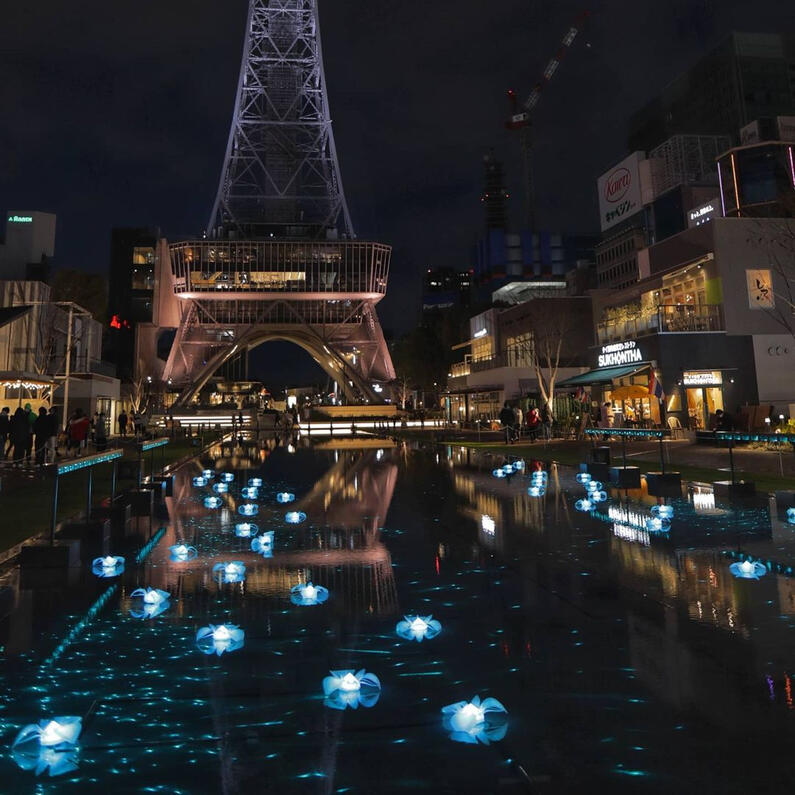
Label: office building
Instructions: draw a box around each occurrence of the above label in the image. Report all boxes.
[0,211,56,281]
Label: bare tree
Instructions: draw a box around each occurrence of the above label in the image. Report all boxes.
[395,375,412,410]
[125,374,151,415]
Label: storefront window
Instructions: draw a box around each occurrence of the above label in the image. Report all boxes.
[685,386,724,430]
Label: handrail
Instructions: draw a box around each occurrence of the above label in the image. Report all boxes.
[715,431,795,443]
[584,428,668,439]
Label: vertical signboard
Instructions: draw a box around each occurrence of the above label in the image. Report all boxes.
[746,269,774,309]
[597,152,645,232]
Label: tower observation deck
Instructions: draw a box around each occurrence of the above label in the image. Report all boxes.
[142,0,395,405]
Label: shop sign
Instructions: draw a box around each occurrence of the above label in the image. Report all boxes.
[687,199,718,228]
[746,269,774,309]
[598,340,643,367]
[682,370,722,386]
[597,152,644,232]
[7,215,32,223]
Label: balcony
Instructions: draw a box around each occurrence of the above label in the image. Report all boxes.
[597,305,724,344]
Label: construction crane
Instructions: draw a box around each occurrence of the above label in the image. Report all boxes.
[505,10,589,231]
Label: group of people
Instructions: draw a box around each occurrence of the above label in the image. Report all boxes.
[498,401,554,444]
[0,403,59,467]
[116,410,144,438]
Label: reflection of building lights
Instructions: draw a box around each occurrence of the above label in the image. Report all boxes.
[691,490,717,513]
[481,514,496,535]
[612,522,650,546]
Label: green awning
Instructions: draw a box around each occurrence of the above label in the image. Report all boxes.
[558,364,648,387]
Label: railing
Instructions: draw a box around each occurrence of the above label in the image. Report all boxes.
[597,305,724,344]
[450,361,471,378]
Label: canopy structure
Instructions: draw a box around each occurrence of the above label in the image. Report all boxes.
[558,364,649,387]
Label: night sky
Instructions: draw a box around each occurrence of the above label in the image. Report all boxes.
[1,0,792,384]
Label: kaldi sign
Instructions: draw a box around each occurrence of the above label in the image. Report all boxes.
[597,151,644,232]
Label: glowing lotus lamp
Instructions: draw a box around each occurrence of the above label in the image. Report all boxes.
[91,555,124,578]
[202,469,214,479]
[590,490,607,503]
[212,482,229,494]
[248,477,263,487]
[501,464,514,475]
[240,486,259,499]
[220,472,235,483]
[285,511,306,524]
[513,460,525,471]
[11,717,82,777]
[322,669,381,710]
[574,498,593,512]
[251,531,274,556]
[492,468,506,478]
[212,561,246,583]
[192,476,207,487]
[290,581,329,606]
[238,503,259,517]
[527,485,546,498]
[575,473,591,484]
[651,505,674,519]
[204,496,222,509]
[195,624,245,655]
[531,471,548,481]
[441,696,508,744]
[276,492,295,503]
[234,522,258,538]
[645,517,669,533]
[586,480,604,492]
[130,587,171,619]
[729,559,767,580]
[169,543,197,561]
[396,614,441,642]
[786,507,795,524]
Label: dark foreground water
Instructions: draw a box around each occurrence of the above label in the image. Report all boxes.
[0,438,794,793]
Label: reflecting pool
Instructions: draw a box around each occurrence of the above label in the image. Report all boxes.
[0,438,794,792]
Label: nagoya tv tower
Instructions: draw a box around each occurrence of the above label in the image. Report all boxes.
[155,0,394,406]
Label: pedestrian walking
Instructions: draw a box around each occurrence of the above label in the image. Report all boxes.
[526,407,541,441]
[118,410,128,437]
[499,401,517,444]
[24,402,36,464]
[68,409,91,457]
[33,407,49,466]
[9,407,29,466]
[0,406,10,459]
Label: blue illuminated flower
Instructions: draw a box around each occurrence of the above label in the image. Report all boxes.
[130,588,171,619]
[575,473,591,484]
[651,505,674,519]
[501,464,514,475]
[192,476,207,487]
[238,503,259,516]
[234,522,258,538]
[322,669,381,710]
[586,480,603,492]
[729,559,767,580]
[527,485,546,497]
[251,530,274,556]
[195,624,245,655]
[170,543,197,561]
[91,555,124,578]
[513,460,525,471]
[248,477,263,487]
[574,498,593,512]
[276,492,295,503]
[290,581,328,606]
[220,472,235,483]
[786,507,795,524]
[11,717,82,778]
[212,482,229,494]
[204,496,222,509]
[285,511,306,524]
[240,486,259,499]
[645,516,670,533]
[492,468,506,478]
[531,471,548,482]
[396,614,441,642]
[441,696,508,744]
[202,469,214,479]
[212,561,246,583]
[590,490,607,502]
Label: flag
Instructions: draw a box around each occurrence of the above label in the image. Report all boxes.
[574,386,589,403]
[649,371,664,402]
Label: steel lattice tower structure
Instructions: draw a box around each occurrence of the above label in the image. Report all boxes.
[207,0,353,240]
[138,0,395,406]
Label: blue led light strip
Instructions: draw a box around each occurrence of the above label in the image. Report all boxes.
[135,527,166,563]
[716,432,795,444]
[55,449,123,475]
[140,437,170,451]
[584,428,665,439]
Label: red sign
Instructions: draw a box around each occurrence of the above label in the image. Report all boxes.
[603,167,632,203]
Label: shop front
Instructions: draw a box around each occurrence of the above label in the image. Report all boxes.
[678,370,724,430]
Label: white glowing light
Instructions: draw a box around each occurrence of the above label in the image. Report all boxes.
[248,477,263,487]
[441,696,508,744]
[251,531,274,556]
[501,464,514,475]
[91,555,124,578]
[396,614,442,642]
[291,581,329,605]
[651,505,674,519]
[221,472,235,483]
[481,514,496,535]
[527,485,545,497]
[235,522,258,538]
[204,496,222,509]
[786,507,795,524]
[574,499,593,512]
[586,480,603,492]
[492,469,507,479]
[212,482,229,494]
[729,559,767,580]
[590,490,607,502]
[322,669,381,710]
[238,503,259,516]
[513,460,525,470]
[276,492,295,503]
[285,511,306,524]
[212,561,246,583]
[195,624,245,655]
[170,543,197,561]
[11,717,82,777]
[576,473,591,484]
[192,476,207,487]
[130,588,171,619]
[531,471,548,481]
[202,469,214,479]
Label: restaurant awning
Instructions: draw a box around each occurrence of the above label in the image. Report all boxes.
[558,363,649,387]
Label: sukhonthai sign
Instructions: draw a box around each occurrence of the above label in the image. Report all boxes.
[598,340,643,367]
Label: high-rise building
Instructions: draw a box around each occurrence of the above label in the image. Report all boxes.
[422,268,473,313]
[481,152,508,231]
[628,32,795,152]
[0,211,56,281]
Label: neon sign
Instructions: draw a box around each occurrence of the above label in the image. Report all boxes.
[598,340,643,367]
[8,215,32,223]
